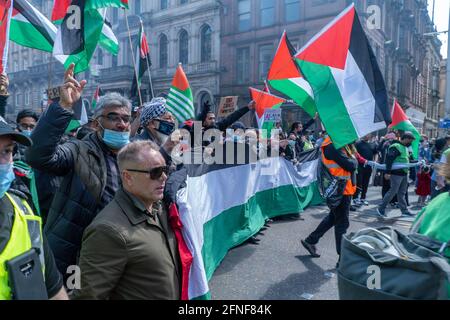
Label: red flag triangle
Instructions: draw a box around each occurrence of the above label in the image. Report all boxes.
[249,87,285,118]
[267,31,302,80]
[295,5,355,70]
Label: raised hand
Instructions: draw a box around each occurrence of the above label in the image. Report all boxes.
[59,63,87,109]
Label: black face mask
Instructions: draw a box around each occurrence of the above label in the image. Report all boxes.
[403,142,412,147]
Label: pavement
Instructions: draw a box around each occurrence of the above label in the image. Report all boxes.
[209,186,423,300]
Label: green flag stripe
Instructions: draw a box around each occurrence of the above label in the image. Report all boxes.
[166,97,193,120]
[166,99,194,121]
[269,78,316,117]
[166,94,194,117]
[169,87,193,106]
[298,60,358,149]
[10,18,54,52]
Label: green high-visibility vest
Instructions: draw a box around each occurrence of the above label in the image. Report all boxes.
[0,193,44,300]
[389,143,410,173]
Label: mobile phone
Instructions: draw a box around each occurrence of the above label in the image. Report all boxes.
[5,248,48,300]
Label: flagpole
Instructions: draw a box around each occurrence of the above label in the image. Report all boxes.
[124,9,143,107]
[139,18,154,100]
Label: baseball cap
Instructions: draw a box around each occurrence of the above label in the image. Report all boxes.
[0,117,32,146]
[401,131,416,140]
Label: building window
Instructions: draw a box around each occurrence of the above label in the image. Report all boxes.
[15,94,21,106]
[25,90,30,106]
[238,0,251,32]
[98,49,103,65]
[159,34,168,68]
[285,0,300,22]
[236,47,250,84]
[134,0,141,15]
[161,0,168,10]
[200,25,212,62]
[259,45,273,81]
[180,0,188,4]
[112,8,118,23]
[179,30,189,65]
[260,0,275,27]
[112,54,118,67]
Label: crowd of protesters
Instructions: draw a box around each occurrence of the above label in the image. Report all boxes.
[0,64,449,300]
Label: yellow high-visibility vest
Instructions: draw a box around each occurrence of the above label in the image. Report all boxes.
[0,192,44,300]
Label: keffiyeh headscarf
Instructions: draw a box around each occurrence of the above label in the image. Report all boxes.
[140,97,167,127]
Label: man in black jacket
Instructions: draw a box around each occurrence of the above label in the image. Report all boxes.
[25,64,176,278]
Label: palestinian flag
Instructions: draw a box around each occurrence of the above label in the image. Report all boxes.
[53,1,104,74]
[85,0,129,10]
[295,4,390,149]
[10,0,56,52]
[0,0,13,74]
[165,148,323,299]
[131,18,151,101]
[389,100,421,159]
[267,31,316,118]
[166,64,195,123]
[65,99,88,133]
[249,87,285,137]
[91,86,103,110]
[52,2,119,56]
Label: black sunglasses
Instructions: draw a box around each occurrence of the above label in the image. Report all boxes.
[126,166,169,180]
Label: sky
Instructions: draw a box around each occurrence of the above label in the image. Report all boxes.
[428,0,449,58]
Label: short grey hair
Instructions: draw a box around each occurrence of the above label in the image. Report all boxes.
[117,140,160,173]
[93,92,132,119]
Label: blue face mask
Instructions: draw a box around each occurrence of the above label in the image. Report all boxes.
[102,129,130,149]
[0,163,15,199]
[21,130,32,137]
[288,140,296,147]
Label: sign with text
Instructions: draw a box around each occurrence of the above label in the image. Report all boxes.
[263,109,282,123]
[218,96,238,117]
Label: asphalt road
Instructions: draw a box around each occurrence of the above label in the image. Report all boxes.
[209,186,422,300]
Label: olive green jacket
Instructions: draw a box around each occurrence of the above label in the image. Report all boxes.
[72,189,181,300]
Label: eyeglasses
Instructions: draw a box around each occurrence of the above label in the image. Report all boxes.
[126,166,169,180]
[99,113,131,124]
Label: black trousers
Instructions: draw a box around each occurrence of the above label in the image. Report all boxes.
[306,195,351,256]
[354,166,372,200]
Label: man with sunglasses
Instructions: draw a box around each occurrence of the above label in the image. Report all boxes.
[25,64,177,281]
[73,141,181,300]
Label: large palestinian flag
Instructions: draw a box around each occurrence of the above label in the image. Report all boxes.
[249,87,285,136]
[166,64,195,123]
[389,100,421,159]
[165,148,323,300]
[10,0,56,52]
[52,1,119,56]
[267,31,316,118]
[295,4,391,149]
[53,0,104,74]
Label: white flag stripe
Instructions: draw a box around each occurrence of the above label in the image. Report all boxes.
[167,95,194,117]
[169,87,193,106]
[166,99,193,121]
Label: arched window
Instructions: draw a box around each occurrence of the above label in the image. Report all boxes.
[179,29,189,65]
[200,25,212,62]
[159,34,168,68]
